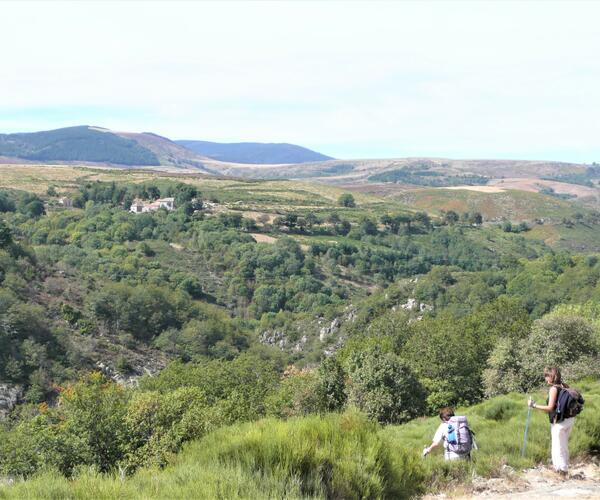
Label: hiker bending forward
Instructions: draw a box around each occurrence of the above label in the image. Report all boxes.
[423,407,474,460]
[528,367,576,474]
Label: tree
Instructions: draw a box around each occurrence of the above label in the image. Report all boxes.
[59,373,129,473]
[0,220,12,248]
[519,315,598,390]
[412,212,431,231]
[316,357,347,411]
[337,193,356,208]
[359,217,378,236]
[346,346,426,424]
[334,219,351,236]
[401,312,486,410]
[443,210,459,225]
[252,285,285,317]
[470,212,483,225]
[18,193,45,218]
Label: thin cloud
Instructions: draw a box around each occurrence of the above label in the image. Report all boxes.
[1,1,599,162]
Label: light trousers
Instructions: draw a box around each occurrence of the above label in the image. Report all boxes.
[551,417,575,472]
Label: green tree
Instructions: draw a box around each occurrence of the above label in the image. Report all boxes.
[346,346,426,423]
[0,220,12,248]
[337,193,356,208]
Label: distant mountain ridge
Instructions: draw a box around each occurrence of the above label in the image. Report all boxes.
[0,126,161,166]
[0,126,333,167]
[176,140,333,164]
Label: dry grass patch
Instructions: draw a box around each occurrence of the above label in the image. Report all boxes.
[250,233,277,244]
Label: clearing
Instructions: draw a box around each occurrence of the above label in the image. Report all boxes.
[250,233,277,244]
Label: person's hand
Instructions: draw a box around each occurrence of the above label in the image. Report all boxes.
[422,446,429,457]
[528,398,535,408]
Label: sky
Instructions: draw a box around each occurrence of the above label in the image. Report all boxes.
[1,0,599,163]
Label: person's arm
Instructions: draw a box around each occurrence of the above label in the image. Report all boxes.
[424,424,444,455]
[528,386,558,413]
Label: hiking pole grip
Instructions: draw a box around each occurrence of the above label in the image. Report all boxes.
[521,403,532,457]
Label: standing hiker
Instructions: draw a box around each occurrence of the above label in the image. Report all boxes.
[527,367,584,475]
[422,407,475,460]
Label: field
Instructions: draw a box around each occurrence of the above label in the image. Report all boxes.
[391,188,577,221]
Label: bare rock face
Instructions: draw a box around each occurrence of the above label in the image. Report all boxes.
[259,330,287,349]
[95,361,161,387]
[392,298,433,313]
[319,317,341,342]
[0,384,22,419]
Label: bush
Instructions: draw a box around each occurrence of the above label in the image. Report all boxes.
[346,346,426,424]
[519,315,598,390]
[122,387,212,469]
[337,193,356,208]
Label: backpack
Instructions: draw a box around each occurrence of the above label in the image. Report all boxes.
[555,386,584,422]
[445,416,474,455]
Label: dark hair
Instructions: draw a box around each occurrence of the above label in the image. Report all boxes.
[544,367,563,386]
[439,407,455,421]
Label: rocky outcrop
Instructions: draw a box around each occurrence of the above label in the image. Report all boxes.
[95,361,159,387]
[319,317,341,342]
[259,330,287,349]
[0,384,22,419]
[259,305,357,355]
[393,298,433,313]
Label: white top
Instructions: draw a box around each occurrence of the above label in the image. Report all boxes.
[432,422,447,446]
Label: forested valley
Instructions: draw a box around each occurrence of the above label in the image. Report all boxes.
[0,174,599,497]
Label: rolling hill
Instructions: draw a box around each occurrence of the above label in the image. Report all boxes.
[0,126,161,166]
[2,127,600,214]
[176,140,333,164]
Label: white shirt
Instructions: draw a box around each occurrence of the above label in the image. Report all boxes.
[432,422,447,446]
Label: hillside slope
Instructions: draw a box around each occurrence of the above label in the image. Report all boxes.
[2,379,598,499]
[0,126,161,166]
[177,139,333,164]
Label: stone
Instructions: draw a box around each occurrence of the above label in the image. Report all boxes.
[0,384,22,419]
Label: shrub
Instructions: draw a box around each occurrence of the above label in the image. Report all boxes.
[519,315,598,390]
[337,193,356,208]
[346,346,426,424]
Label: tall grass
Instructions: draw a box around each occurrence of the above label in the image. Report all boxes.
[1,380,598,499]
[383,377,600,491]
[0,411,422,499]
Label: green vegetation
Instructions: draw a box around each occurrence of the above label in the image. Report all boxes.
[1,169,600,497]
[368,161,488,187]
[0,126,160,166]
[337,192,356,207]
[541,165,600,188]
[1,380,599,499]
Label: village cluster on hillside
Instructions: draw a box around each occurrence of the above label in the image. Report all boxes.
[129,197,175,213]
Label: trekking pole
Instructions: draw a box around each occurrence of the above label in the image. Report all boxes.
[521,400,532,457]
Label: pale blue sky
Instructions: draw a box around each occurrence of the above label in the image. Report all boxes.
[1,1,599,163]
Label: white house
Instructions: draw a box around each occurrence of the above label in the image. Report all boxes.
[129,197,175,214]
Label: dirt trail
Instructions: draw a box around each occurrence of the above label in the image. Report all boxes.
[424,461,600,499]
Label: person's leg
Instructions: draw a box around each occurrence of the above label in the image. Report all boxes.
[552,418,575,472]
[551,423,562,471]
[560,418,575,471]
